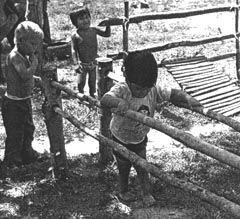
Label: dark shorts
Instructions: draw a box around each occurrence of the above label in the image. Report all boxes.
[112,135,148,162]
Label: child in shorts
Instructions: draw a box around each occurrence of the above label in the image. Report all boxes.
[70,6,111,97]
[100,51,202,206]
[2,21,43,167]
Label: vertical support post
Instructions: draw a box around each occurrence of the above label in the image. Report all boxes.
[42,65,68,179]
[97,57,114,164]
[235,0,240,79]
[123,0,129,52]
[42,0,51,44]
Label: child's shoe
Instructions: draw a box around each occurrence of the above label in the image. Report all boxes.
[119,191,135,202]
[142,194,156,207]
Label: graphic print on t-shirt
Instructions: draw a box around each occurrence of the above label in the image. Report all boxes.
[134,105,150,134]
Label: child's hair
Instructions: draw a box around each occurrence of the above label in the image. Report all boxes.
[14,21,44,44]
[70,6,91,28]
[124,51,158,88]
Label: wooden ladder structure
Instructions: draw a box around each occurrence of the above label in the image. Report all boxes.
[162,56,240,116]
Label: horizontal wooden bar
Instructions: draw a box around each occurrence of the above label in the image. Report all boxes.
[191,81,233,97]
[208,97,240,111]
[204,94,240,108]
[185,77,230,92]
[174,69,220,79]
[195,86,239,101]
[200,90,240,104]
[217,102,240,115]
[167,63,213,72]
[178,72,223,84]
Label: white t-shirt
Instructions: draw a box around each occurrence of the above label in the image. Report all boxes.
[107,82,171,144]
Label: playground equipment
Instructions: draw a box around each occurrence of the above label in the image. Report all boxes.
[47,57,240,218]
[3,0,240,217]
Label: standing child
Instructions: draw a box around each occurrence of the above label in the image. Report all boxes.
[100,51,202,206]
[70,6,111,97]
[2,21,43,168]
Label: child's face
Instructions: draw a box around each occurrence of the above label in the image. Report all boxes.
[18,38,39,55]
[129,82,151,98]
[76,14,91,29]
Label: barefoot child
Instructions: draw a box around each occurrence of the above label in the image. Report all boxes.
[70,6,111,97]
[2,21,43,167]
[100,51,202,206]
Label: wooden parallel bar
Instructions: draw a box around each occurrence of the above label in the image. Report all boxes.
[217,102,240,115]
[191,81,233,97]
[214,102,240,114]
[173,68,219,78]
[167,63,214,72]
[185,77,230,92]
[178,72,223,84]
[183,75,229,88]
[224,107,240,116]
[207,97,240,110]
[175,70,220,80]
[204,94,240,108]
[170,65,215,73]
[200,90,240,104]
[195,86,239,101]
[163,56,206,66]
[164,60,208,68]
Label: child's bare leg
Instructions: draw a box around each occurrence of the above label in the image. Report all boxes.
[134,145,156,206]
[88,67,96,97]
[77,71,87,93]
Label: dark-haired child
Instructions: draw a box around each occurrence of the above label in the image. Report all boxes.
[100,51,202,206]
[70,6,111,97]
[2,21,43,168]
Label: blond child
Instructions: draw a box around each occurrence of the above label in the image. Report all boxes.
[2,21,43,167]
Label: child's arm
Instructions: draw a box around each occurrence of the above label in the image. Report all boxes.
[170,89,202,110]
[95,19,111,37]
[11,53,38,81]
[101,94,129,113]
[71,34,83,73]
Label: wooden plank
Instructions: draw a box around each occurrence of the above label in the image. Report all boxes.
[185,77,230,92]
[163,56,206,66]
[195,86,239,101]
[207,97,240,110]
[200,90,240,104]
[183,75,229,88]
[204,94,240,108]
[224,107,240,116]
[217,102,240,114]
[178,72,223,84]
[191,81,233,97]
[173,69,219,78]
[175,70,220,80]
[170,65,215,73]
[168,63,213,71]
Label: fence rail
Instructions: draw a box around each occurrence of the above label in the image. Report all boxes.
[100,3,240,78]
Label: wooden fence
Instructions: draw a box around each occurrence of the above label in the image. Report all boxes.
[13,1,240,217]
[45,58,240,218]
[99,1,240,79]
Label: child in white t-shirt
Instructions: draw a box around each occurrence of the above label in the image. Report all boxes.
[101,51,201,206]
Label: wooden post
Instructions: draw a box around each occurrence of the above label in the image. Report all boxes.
[123,0,129,52]
[42,65,68,179]
[96,57,114,164]
[42,0,51,44]
[236,0,240,79]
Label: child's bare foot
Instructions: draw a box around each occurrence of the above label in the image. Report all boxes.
[142,194,156,207]
[119,191,135,202]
